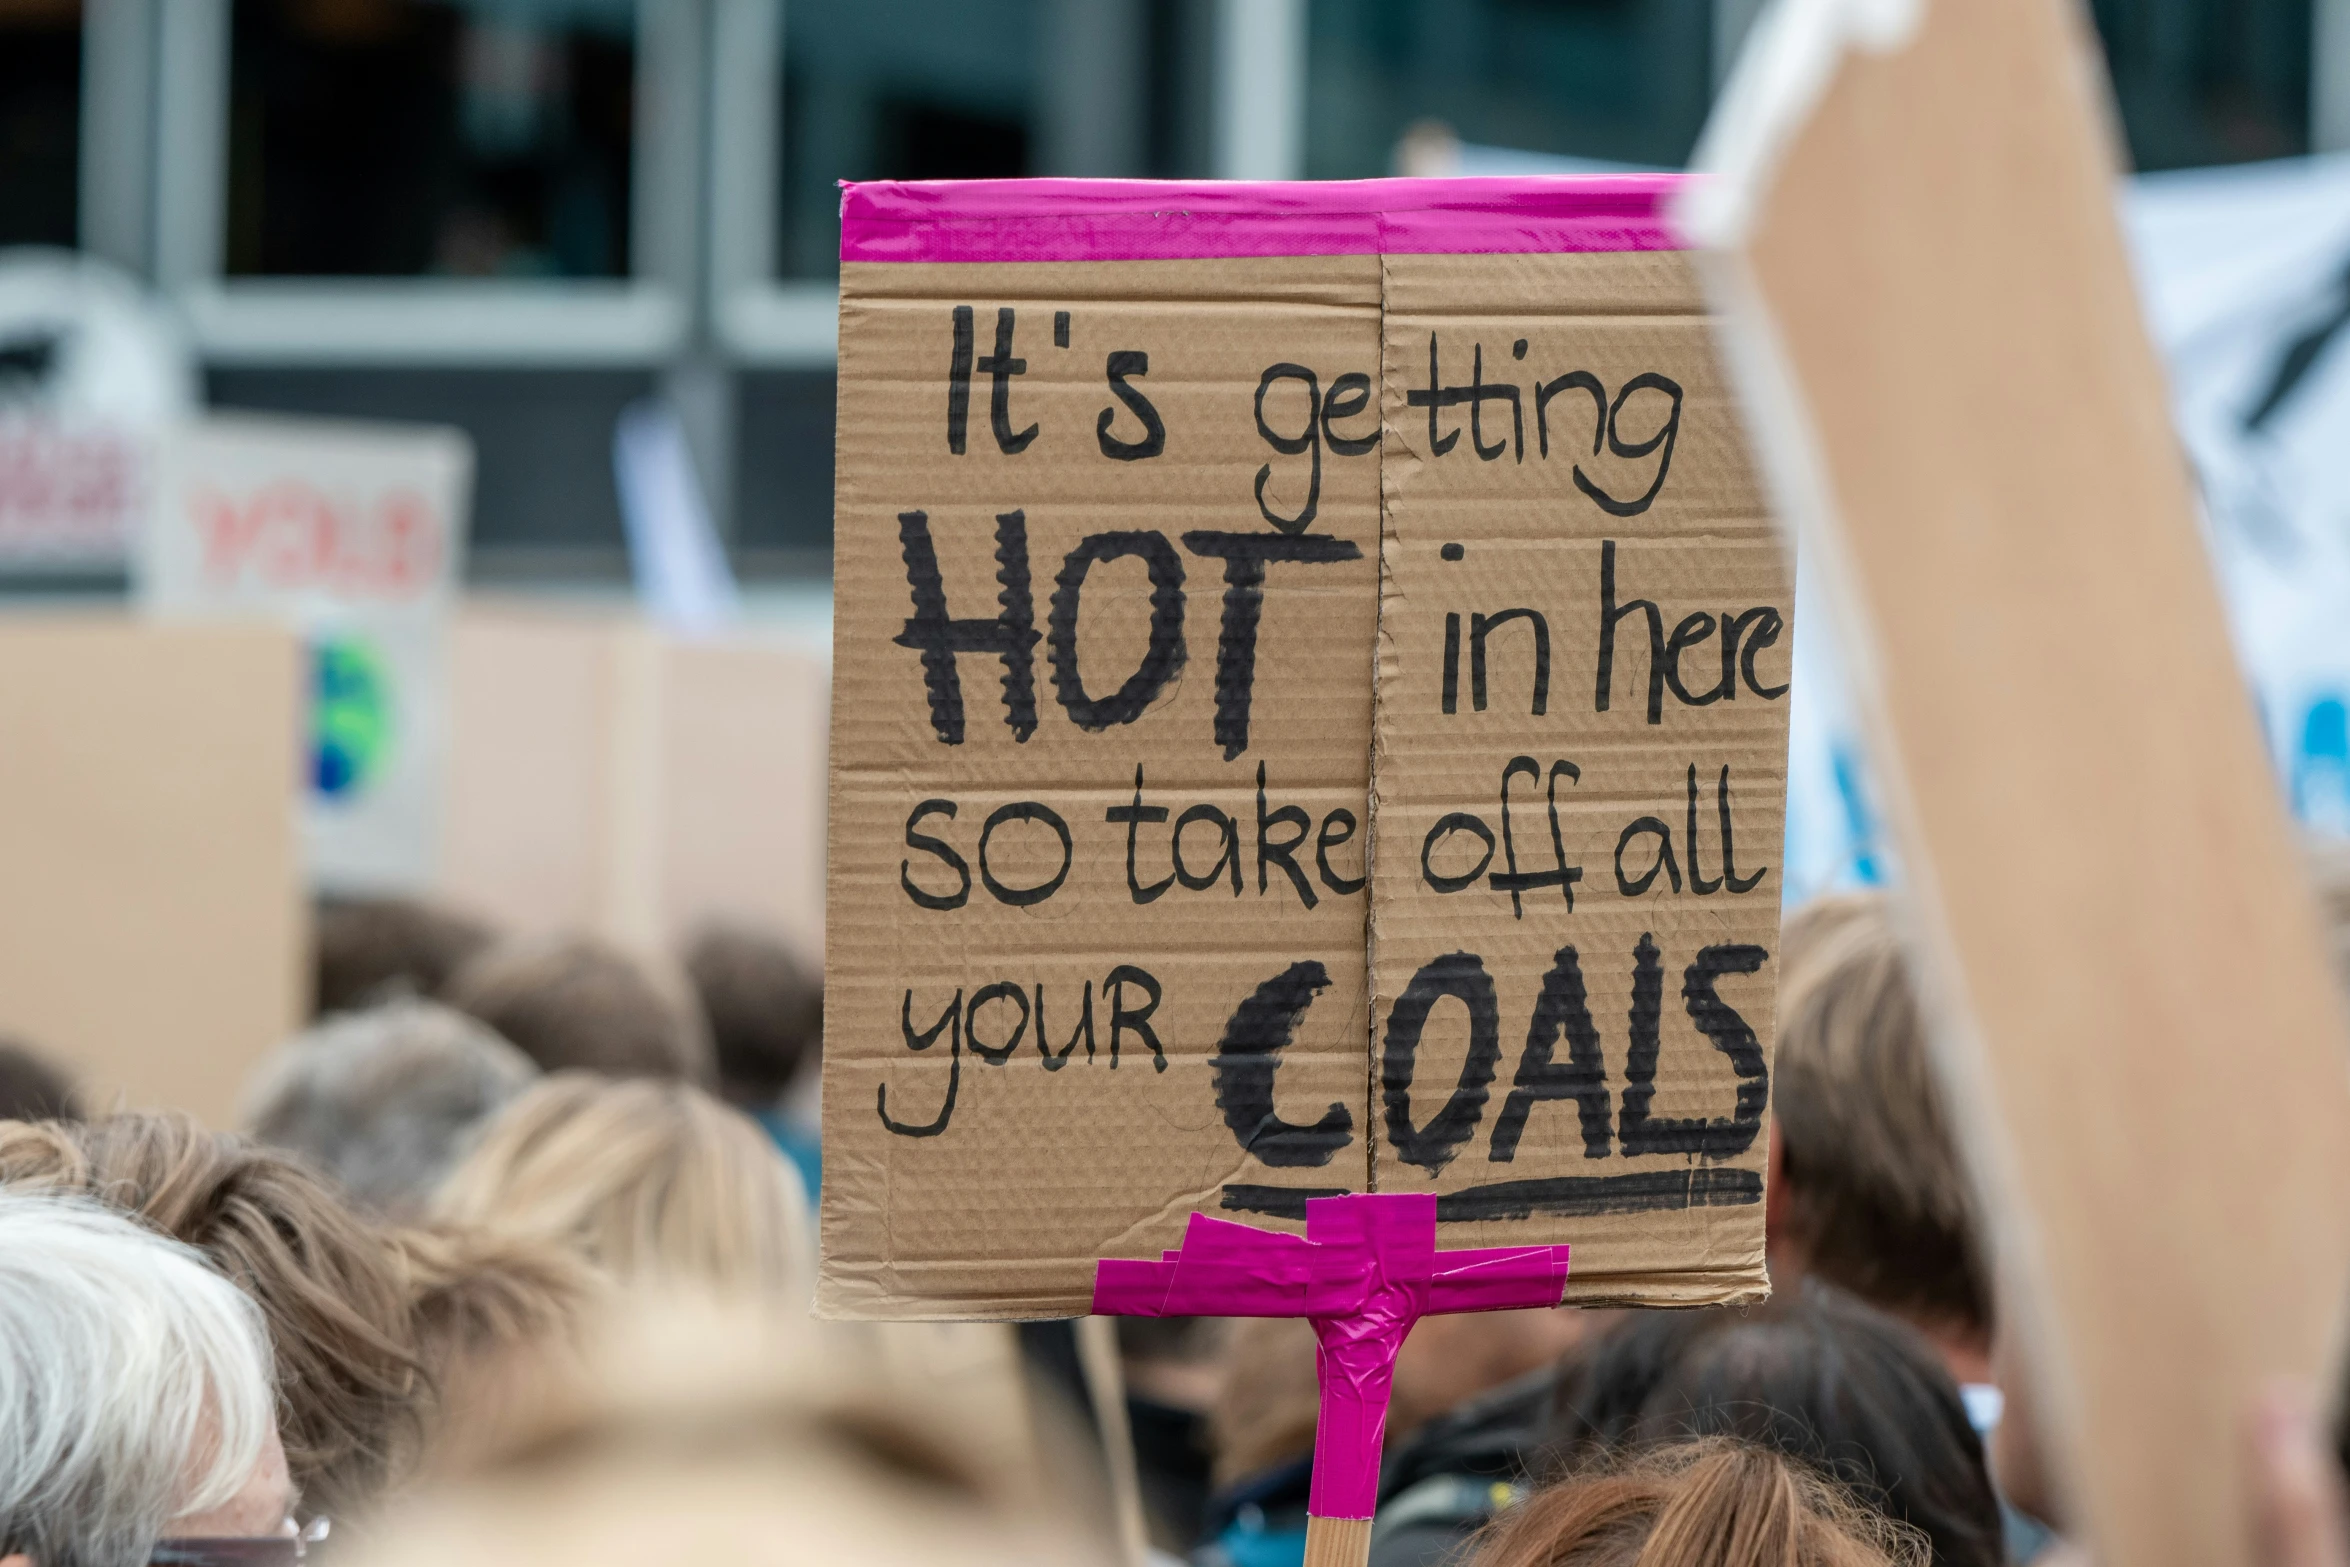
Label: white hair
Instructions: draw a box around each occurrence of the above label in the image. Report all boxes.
[243,998,538,1217]
[0,1192,277,1567]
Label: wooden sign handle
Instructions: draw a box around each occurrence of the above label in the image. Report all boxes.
[1304,1515,1373,1567]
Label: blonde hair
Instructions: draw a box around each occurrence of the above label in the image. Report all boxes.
[1471,1440,1926,1567]
[337,1295,1103,1567]
[431,1074,809,1299]
[1770,893,1988,1335]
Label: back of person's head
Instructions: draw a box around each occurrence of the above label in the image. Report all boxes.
[441,935,713,1084]
[681,922,823,1107]
[0,1039,79,1123]
[430,1074,807,1298]
[0,1113,427,1523]
[1771,893,1988,1341]
[243,999,539,1218]
[1471,1440,1925,1567]
[337,1295,1105,1567]
[314,895,494,1018]
[0,1192,279,1567]
[1545,1288,2003,1567]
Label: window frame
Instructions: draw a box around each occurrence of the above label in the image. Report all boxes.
[149,0,697,367]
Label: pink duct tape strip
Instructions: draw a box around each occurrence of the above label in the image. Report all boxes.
[838,175,1689,264]
[1088,1192,1569,1520]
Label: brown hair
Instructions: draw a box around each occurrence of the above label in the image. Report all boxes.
[441,935,714,1084]
[391,1222,599,1391]
[1770,893,1989,1337]
[0,1114,428,1520]
[386,1223,603,1476]
[314,895,494,1018]
[430,1074,808,1298]
[1471,1441,1926,1567]
[0,1038,79,1121]
[683,922,823,1106]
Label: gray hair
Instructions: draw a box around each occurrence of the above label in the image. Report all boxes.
[0,1192,277,1567]
[243,999,539,1218]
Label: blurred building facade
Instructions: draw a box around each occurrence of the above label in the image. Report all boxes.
[0,0,2338,583]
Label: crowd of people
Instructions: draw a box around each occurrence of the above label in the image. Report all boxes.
[0,889,2344,1567]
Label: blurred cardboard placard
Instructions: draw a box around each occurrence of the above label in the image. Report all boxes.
[439,604,826,956]
[1684,0,2350,1562]
[0,616,304,1125]
[0,417,150,567]
[823,180,1790,1319]
[138,413,472,893]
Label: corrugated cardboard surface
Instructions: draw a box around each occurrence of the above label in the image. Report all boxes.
[1373,252,1786,1305]
[0,616,304,1125]
[827,245,1787,1319]
[1700,0,2350,1559]
[827,258,1382,1317]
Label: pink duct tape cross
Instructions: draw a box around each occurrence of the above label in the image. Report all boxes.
[1091,1191,1571,1521]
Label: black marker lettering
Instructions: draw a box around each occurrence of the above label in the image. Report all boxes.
[1106,965,1166,1071]
[1172,804,1242,896]
[964,981,1030,1065]
[1685,765,1721,896]
[1614,816,1682,896]
[1253,363,1321,532]
[1256,763,1316,909]
[1536,368,1604,458]
[1317,808,1366,896]
[1320,371,1378,455]
[1491,946,1613,1162]
[977,801,1072,907]
[1718,765,1767,893]
[879,989,961,1137]
[1574,373,1683,517]
[977,307,1038,454]
[1381,951,1502,1175]
[1035,979,1094,1069]
[1047,531,1185,728]
[1595,539,1666,724]
[1180,530,1362,759]
[1097,350,1166,460]
[893,509,1039,744]
[946,305,974,454]
[1105,765,1175,905]
[1422,812,1496,894]
[1211,960,1352,1166]
[1471,608,1549,715]
[1488,757,1581,917]
[900,798,970,910]
[1665,612,1728,706]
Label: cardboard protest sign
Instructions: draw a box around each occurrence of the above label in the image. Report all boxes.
[440,604,827,954]
[1683,0,2350,1563]
[825,179,1791,1322]
[0,418,151,567]
[1373,251,1788,1303]
[139,414,471,893]
[0,616,303,1126]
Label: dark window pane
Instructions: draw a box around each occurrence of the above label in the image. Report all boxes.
[226,0,635,278]
[1305,0,1711,177]
[773,0,1208,279]
[776,0,1042,280]
[2089,0,2310,169]
[734,369,835,572]
[0,0,82,248]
